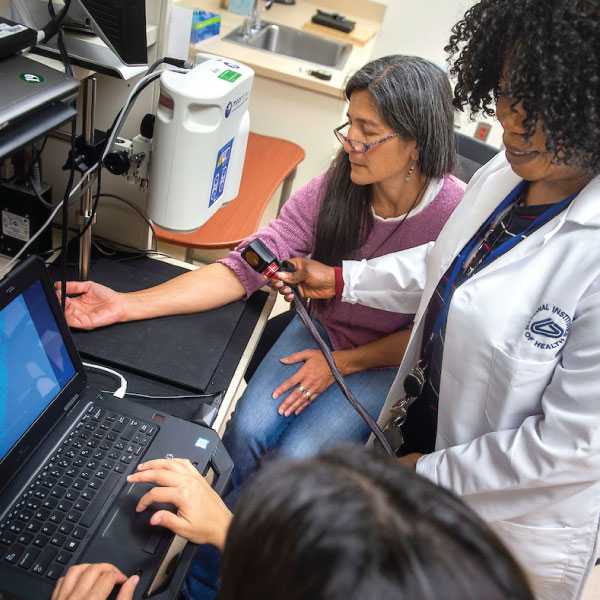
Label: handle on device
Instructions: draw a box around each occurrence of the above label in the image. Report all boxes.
[209,442,234,496]
[144,542,198,600]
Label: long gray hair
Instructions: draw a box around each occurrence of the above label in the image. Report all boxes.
[312,55,456,267]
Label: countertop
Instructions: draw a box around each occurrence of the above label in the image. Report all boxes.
[180,0,385,98]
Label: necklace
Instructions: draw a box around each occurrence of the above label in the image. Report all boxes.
[366,179,430,259]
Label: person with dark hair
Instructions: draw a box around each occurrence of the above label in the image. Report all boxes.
[59,56,464,496]
[274,2,600,599]
[51,447,535,600]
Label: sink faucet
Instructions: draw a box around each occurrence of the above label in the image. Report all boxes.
[242,0,274,39]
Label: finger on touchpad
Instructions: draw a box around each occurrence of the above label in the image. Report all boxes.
[102,483,169,555]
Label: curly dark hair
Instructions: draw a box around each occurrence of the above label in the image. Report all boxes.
[446,0,600,173]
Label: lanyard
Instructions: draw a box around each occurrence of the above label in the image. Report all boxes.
[428,182,576,343]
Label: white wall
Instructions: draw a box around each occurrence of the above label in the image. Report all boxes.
[372,0,473,67]
[371,0,503,149]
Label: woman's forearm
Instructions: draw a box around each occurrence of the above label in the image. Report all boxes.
[333,328,412,375]
[121,263,246,322]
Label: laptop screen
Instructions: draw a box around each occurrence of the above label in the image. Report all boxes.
[0,280,75,459]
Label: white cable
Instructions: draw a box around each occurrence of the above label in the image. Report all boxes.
[82,361,127,398]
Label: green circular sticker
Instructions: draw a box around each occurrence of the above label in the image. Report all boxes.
[20,73,45,84]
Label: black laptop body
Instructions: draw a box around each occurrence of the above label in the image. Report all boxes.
[0,257,233,599]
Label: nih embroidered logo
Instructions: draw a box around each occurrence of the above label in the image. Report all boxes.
[530,318,565,339]
[525,304,571,352]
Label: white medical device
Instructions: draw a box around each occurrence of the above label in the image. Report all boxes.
[109,56,253,232]
[148,57,253,231]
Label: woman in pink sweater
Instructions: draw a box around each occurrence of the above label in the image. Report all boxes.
[62,56,464,500]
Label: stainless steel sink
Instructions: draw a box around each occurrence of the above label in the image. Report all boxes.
[223,22,352,70]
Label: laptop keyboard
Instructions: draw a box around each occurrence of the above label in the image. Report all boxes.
[0,402,158,581]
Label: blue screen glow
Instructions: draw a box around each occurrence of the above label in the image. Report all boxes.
[0,281,75,459]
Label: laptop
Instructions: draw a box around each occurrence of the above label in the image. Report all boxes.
[0,54,79,131]
[0,257,233,599]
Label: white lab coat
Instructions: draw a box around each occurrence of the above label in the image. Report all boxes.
[342,153,600,600]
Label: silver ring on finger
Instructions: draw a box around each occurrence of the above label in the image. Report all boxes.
[298,384,305,394]
[303,389,312,400]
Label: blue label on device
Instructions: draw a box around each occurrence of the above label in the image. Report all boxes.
[209,138,234,207]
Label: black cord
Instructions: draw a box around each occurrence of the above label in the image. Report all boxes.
[58,188,157,253]
[147,58,166,74]
[41,0,72,44]
[40,228,171,265]
[146,57,190,75]
[289,288,394,456]
[96,194,158,252]
[91,237,170,261]
[61,119,77,312]
[48,0,73,77]
[241,240,393,455]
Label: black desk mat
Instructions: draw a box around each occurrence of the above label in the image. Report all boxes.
[52,257,248,392]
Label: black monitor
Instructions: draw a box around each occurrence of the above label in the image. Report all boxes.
[74,0,147,66]
[9,0,148,73]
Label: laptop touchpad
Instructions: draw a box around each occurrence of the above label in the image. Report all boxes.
[102,482,168,555]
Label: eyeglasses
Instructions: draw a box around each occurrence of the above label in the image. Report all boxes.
[333,122,399,154]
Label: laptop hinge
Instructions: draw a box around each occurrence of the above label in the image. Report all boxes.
[63,392,80,412]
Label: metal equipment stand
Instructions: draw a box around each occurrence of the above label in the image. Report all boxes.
[78,76,97,280]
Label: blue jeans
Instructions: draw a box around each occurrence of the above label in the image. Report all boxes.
[182,545,221,600]
[222,315,396,504]
[184,317,396,599]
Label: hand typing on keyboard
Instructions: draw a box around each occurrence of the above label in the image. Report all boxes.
[51,563,139,600]
[50,458,232,600]
[128,457,232,549]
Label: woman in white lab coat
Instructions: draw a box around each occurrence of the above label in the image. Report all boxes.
[275,1,600,599]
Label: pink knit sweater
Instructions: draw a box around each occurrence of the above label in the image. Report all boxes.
[220,172,464,352]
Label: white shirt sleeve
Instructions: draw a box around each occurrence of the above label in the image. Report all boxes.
[341,242,433,313]
[416,279,600,523]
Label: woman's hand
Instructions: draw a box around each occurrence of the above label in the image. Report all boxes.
[273,349,340,416]
[270,258,336,302]
[126,458,232,550]
[56,281,127,330]
[51,563,139,600]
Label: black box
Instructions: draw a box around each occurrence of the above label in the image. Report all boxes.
[311,10,355,34]
[0,183,53,257]
[0,17,38,60]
